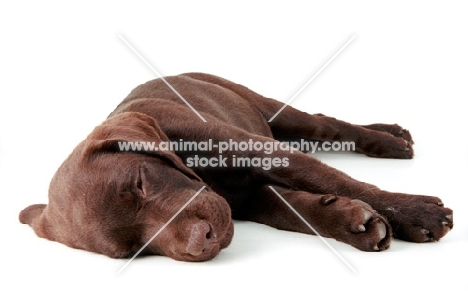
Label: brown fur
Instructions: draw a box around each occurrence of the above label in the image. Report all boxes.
[19,73,453,261]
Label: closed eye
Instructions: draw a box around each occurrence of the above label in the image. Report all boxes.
[137,168,143,192]
[134,166,147,198]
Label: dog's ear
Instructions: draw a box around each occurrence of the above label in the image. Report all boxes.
[83,112,202,182]
[19,204,46,225]
[19,204,52,239]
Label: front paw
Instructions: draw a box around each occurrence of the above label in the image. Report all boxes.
[378,195,453,242]
[322,197,392,251]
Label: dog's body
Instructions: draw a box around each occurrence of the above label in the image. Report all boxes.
[20,73,453,261]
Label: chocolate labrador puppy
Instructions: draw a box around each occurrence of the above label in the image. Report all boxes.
[20,73,453,261]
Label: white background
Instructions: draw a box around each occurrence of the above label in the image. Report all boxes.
[1,1,467,307]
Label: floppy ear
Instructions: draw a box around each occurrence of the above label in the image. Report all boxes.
[19,204,52,239]
[83,112,202,182]
[19,204,46,225]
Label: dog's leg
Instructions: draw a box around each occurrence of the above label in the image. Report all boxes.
[257,109,453,241]
[257,151,454,243]
[242,185,391,251]
[174,73,412,158]
[267,107,413,158]
[270,102,414,159]
[175,73,413,158]
[141,105,452,243]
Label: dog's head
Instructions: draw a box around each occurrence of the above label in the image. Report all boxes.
[19,112,233,261]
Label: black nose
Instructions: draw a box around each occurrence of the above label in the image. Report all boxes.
[186,221,217,256]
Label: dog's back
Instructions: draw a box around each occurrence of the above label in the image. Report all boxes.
[109,73,274,136]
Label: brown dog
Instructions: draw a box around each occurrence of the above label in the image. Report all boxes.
[19,73,453,261]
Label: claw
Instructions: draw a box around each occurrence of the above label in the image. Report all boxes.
[437,201,444,206]
[403,140,411,151]
[362,209,372,222]
[445,214,452,220]
[357,224,366,232]
[377,223,386,240]
[442,221,449,226]
[320,195,337,205]
[421,229,430,235]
